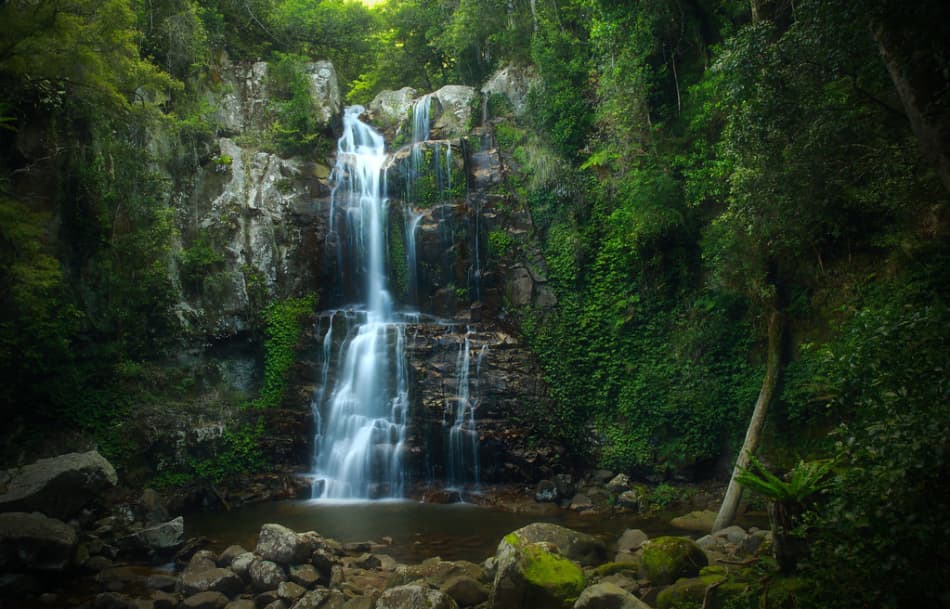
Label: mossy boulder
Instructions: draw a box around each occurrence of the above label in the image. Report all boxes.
[503,522,607,566]
[640,536,708,585]
[656,573,748,609]
[490,533,586,609]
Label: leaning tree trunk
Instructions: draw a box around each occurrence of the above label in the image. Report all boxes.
[712,309,785,533]
[869,4,950,195]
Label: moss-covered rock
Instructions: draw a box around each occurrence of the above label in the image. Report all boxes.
[640,536,708,585]
[656,573,749,609]
[490,532,586,609]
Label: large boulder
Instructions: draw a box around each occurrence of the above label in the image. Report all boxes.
[118,516,185,558]
[377,584,459,609]
[368,87,418,133]
[0,512,78,571]
[639,537,707,586]
[490,533,587,609]
[573,582,651,609]
[181,565,244,597]
[256,523,311,565]
[505,523,607,567]
[431,85,476,138]
[0,450,117,519]
[249,558,287,591]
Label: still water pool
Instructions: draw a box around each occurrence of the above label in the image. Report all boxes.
[186,499,688,563]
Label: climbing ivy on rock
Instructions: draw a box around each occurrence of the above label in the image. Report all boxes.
[253,294,317,409]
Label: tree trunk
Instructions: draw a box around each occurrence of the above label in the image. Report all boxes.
[712,309,785,532]
[871,14,950,195]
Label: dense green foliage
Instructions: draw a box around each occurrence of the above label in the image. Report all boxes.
[253,294,317,409]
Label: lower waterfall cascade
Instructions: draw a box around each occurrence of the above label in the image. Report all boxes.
[309,103,486,500]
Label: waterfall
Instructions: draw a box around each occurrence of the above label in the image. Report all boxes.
[311,107,409,500]
[445,329,485,489]
[403,95,432,306]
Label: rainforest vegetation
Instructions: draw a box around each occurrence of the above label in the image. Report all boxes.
[0,0,947,607]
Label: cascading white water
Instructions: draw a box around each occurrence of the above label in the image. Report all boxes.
[312,107,409,500]
[445,329,485,489]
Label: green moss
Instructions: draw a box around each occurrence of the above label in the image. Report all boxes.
[504,533,520,547]
[641,537,708,586]
[389,217,408,298]
[657,574,752,609]
[519,543,586,607]
[592,561,639,577]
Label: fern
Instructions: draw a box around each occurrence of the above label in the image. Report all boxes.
[736,455,835,503]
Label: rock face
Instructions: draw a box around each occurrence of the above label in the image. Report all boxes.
[0,450,117,518]
[0,512,78,571]
[482,64,538,117]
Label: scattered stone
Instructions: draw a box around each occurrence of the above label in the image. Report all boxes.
[387,558,486,589]
[669,510,717,532]
[261,601,287,609]
[640,537,708,585]
[217,544,248,567]
[713,525,748,546]
[535,480,558,503]
[573,582,651,609]
[182,591,230,609]
[97,566,150,590]
[292,588,346,609]
[188,550,219,573]
[225,600,256,609]
[606,474,632,494]
[231,552,256,580]
[151,590,178,609]
[119,516,185,557]
[439,575,488,607]
[278,581,306,602]
[615,529,649,560]
[95,591,138,609]
[0,450,117,519]
[342,595,377,609]
[182,566,244,597]
[289,563,320,588]
[553,475,576,499]
[616,490,643,512]
[569,494,593,512]
[311,547,337,574]
[175,537,211,568]
[0,511,78,571]
[591,470,615,484]
[255,590,280,607]
[423,488,462,504]
[140,489,170,526]
[377,584,459,609]
[257,524,310,565]
[249,559,287,591]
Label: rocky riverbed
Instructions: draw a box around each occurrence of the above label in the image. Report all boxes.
[0,451,783,609]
